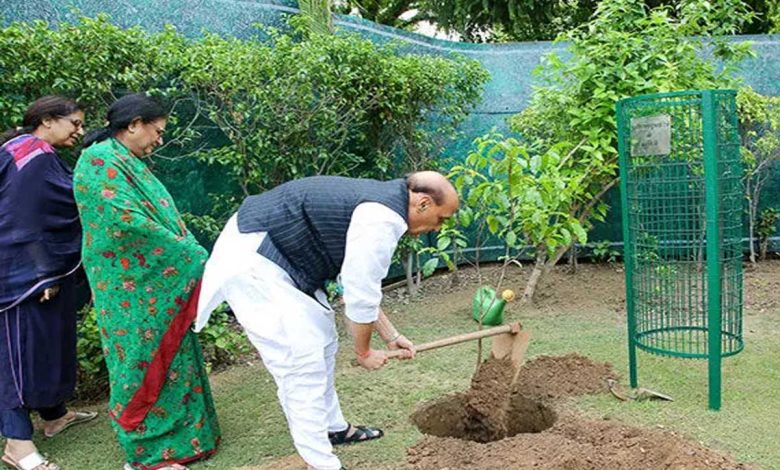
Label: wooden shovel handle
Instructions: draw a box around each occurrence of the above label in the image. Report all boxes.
[386,322,521,359]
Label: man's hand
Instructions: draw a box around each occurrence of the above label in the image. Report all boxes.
[387,335,416,359]
[356,349,388,370]
[39,285,60,302]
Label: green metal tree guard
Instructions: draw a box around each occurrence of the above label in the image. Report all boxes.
[616,90,744,410]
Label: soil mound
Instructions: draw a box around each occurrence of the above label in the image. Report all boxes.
[408,354,754,469]
[513,353,617,401]
[408,416,756,470]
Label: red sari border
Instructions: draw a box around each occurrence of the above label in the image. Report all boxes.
[128,443,219,470]
[116,281,202,432]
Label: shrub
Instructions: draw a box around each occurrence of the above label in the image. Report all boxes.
[0,14,488,208]
[75,305,109,401]
[502,0,754,288]
[177,24,489,200]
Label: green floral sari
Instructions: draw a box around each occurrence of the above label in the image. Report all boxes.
[73,138,220,469]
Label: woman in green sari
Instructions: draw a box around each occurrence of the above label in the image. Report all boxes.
[73,94,220,470]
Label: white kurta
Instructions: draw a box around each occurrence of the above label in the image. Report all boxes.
[196,202,407,470]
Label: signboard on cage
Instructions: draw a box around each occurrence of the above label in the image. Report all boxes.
[630,114,671,156]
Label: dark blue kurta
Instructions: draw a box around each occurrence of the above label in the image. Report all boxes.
[0,134,81,410]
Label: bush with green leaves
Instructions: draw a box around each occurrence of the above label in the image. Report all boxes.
[771,3,780,32]
[447,133,588,302]
[737,87,780,264]
[75,305,109,401]
[197,305,252,373]
[590,240,621,264]
[506,0,755,282]
[0,15,180,138]
[178,25,489,199]
[756,207,780,260]
[0,14,488,198]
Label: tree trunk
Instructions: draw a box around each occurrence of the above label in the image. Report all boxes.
[404,252,417,296]
[522,248,547,304]
[760,238,770,261]
[749,200,758,265]
[415,251,422,288]
[568,244,577,273]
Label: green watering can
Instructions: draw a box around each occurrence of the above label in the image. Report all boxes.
[472,286,516,326]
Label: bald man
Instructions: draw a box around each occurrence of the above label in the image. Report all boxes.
[195,172,459,470]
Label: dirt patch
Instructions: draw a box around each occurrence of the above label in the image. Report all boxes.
[387,259,780,317]
[513,353,617,401]
[408,416,756,470]
[236,454,305,470]
[408,354,755,470]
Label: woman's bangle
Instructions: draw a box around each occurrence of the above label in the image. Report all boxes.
[387,333,401,344]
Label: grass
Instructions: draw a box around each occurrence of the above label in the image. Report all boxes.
[28,267,780,469]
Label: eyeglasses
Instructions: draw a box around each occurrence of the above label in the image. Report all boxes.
[146,123,166,138]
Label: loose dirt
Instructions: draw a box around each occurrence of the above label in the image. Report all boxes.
[408,353,756,470]
[463,357,515,442]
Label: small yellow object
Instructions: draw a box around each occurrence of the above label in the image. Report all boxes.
[501,289,516,302]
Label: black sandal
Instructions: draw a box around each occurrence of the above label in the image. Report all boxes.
[328,423,384,446]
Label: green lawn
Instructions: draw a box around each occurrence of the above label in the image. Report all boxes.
[30,266,780,469]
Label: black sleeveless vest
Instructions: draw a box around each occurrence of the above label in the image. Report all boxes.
[237,176,408,295]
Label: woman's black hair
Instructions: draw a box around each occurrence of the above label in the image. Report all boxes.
[82,93,167,148]
[0,96,82,145]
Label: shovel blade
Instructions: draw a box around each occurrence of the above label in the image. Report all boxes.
[635,387,674,402]
[491,329,531,371]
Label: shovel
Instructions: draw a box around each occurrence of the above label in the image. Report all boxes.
[606,378,673,402]
[386,322,531,373]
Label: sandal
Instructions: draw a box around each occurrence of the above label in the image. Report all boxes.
[43,411,98,438]
[328,423,383,446]
[1,452,59,470]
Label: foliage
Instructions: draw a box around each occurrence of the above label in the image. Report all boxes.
[176,24,488,198]
[420,0,770,42]
[1,15,488,243]
[298,0,334,35]
[772,2,780,32]
[75,305,108,400]
[421,219,468,276]
[449,132,589,301]
[508,0,755,273]
[198,305,253,373]
[0,15,182,141]
[737,87,780,263]
[334,0,431,29]
[590,240,621,264]
[756,207,779,260]
[422,0,598,42]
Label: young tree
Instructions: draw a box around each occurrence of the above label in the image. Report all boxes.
[449,134,588,302]
[508,0,754,279]
[737,87,780,264]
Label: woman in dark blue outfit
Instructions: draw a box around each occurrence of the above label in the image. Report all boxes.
[0,97,97,470]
